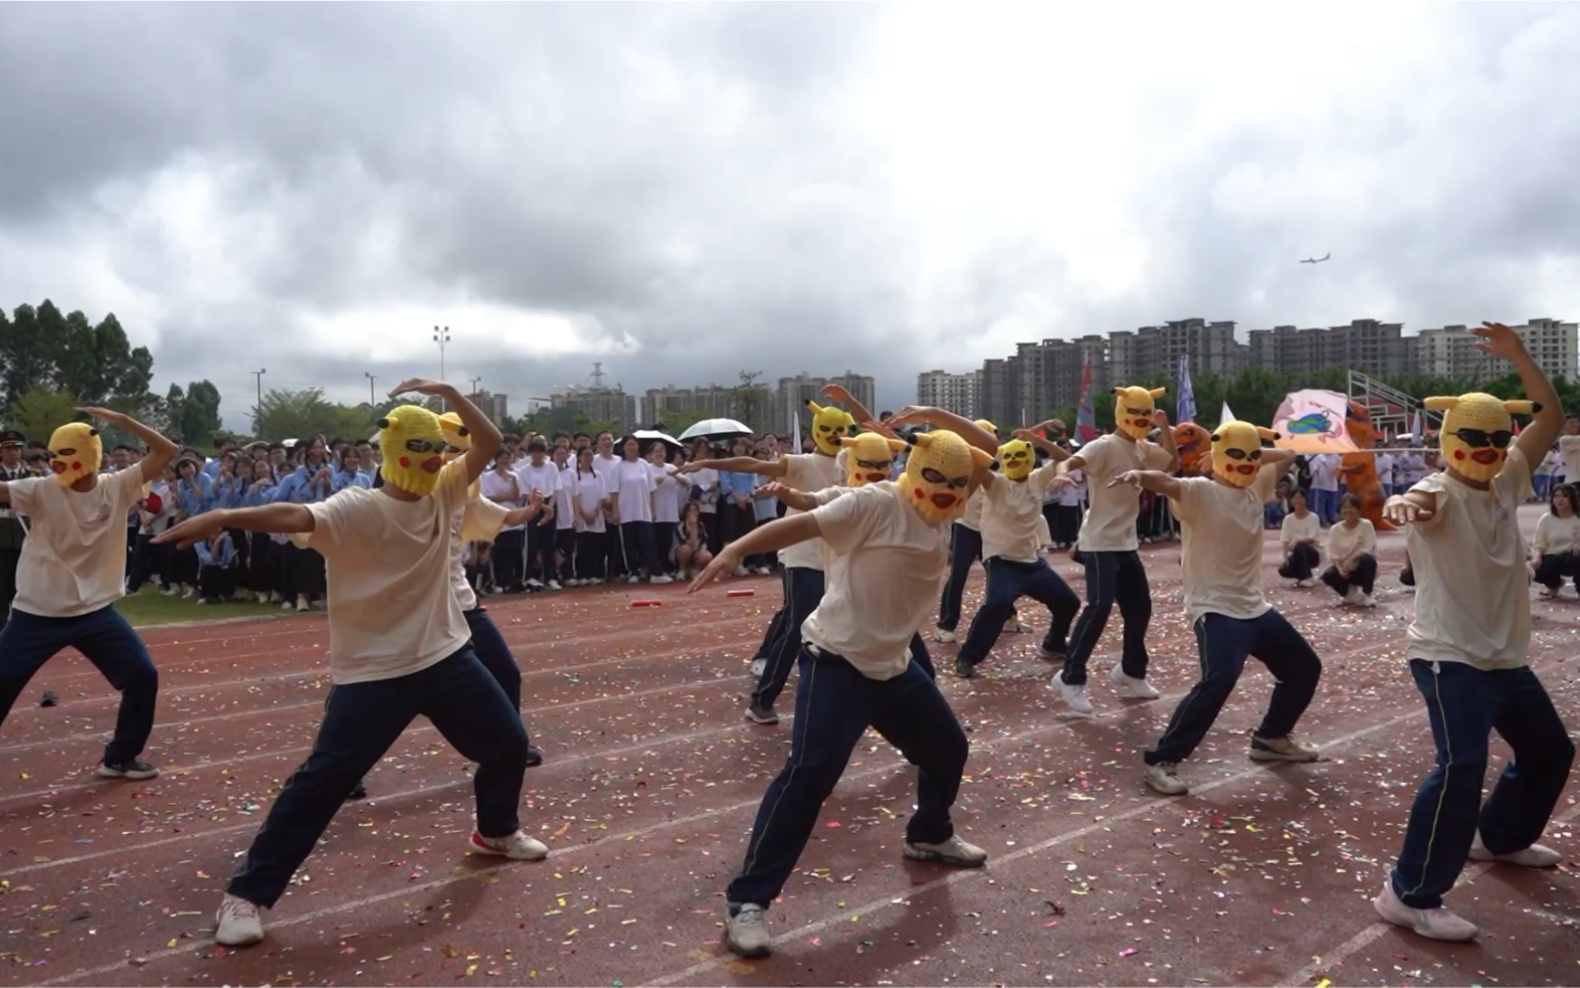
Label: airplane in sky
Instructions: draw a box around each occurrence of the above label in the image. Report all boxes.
[1300,253,1332,264]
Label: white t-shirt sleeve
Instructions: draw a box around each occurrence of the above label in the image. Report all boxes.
[810,487,847,507]
[810,486,884,555]
[1142,442,1172,472]
[1497,446,1535,503]
[1169,476,1207,524]
[462,494,512,543]
[109,468,147,512]
[6,476,45,515]
[1078,438,1113,479]
[304,489,358,552]
[1029,461,1062,495]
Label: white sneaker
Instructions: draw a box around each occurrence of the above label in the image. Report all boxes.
[753,566,771,576]
[1296,578,1316,588]
[1248,734,1320,762]
[934,628,957,644]
[1343,587,1364,606]
[1362,592,1377,608]
[1144,762,1188,796]
[546,580,562,591]
[1004,617,1030,634]
[724,902,772,957]
[468,830,549,861]
[1372,883,1478,941]
[1469,838,1562,868]
[214,893,265,947]
[732,566,749,577]
[903,834,988,867]
[1110,663,1160,699]
[1052,672,1093,714]
[626,575,641,585]
[527,579,545,590]
[650,574,673,585]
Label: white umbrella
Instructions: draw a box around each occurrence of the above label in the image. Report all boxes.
[678,418,753,441]
[633,429,683,451]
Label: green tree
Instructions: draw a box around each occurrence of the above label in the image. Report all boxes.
[4,386,81,440]
[252,388,341,441]
[730,371,771,430]
[0,302,156,413]
[165,380,223,445]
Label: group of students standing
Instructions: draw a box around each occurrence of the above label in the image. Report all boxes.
[0,324,1571,965]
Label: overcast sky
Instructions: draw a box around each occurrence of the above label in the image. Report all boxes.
[3,3,1579,431]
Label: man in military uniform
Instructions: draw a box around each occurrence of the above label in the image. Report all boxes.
[0,431,29,625]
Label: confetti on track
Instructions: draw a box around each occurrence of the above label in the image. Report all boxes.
[2,511,1577,987]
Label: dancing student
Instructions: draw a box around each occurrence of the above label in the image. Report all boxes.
[953,428,1081,681]
[1276,488,1321,586]
[679,400,851,725]
[0,407,178,778]
[1375,322,1574,942]
[691,413,996,958]
[764,430,937,680]
[934,420,1025,643]
[1054,387,1177,713]
[1321,493,1378,606]
[1531,482,1580,597]
[157,382,547,947]
[1112,421,1321,796]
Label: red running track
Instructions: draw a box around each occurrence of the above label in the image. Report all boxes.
[1,514,1577,987]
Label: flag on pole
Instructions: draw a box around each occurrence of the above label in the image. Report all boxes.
[791,404,802,453]
[1075,352,1098,444]
[1176,356,1197,424]
[1219,401,1235,427]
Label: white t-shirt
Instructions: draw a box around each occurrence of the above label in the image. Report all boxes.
[650,462,684,524]
[1279,510,1321,552]
[1374,453,1396,485]
[554,464,577,530]
[514,460,560,504]
[1076,434,1172,551]
[1532,511,1580,557]
[451,494,511,612]
[959,487,988,531]
[479,469,524,532]
[800,482,950,680]
[689,466,720,515]
[1327,518,1376,564]
[300,461,472,684]
[609,459,656,524]
[1560,435,1580,482]
[1054,468,1086,508]
[8,470,145,618]
[1404,447,1533,670]
[779,453,844,570]
[1309,454,1340,492]
[573,470,608,533]
[1170,467,1280,625]
[980,462,1062,563]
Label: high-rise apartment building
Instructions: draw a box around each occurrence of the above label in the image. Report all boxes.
[1410,318,1579,382]
[549,385,638,432]
[916,370,978,419]
[773,372,876,437]
[1247,319,1409,378]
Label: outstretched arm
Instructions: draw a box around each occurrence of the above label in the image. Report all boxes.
[881,406,998,455]
[153,503,315,549]
[681,456,785,478]
[388,379,501,484]
[688,513,821,591]
[1109,469,1182,502]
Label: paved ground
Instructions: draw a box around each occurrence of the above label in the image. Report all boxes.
[1,509,1577,987]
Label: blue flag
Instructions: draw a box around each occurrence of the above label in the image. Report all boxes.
[1176,356,1197,425]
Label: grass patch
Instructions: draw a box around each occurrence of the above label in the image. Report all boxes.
[114,588,290,628]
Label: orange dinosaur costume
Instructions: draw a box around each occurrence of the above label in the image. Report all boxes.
[1172,422,1213,477]
[1340,401,1394,532]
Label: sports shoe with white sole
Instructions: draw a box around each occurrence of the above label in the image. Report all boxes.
[1052,671,1092,714]
[1144,761,1188,795]
[214,893,266,946]
[934,629,957,644]
[1110,663,1160,699]
[468,830,549,861]
[904,834,988,867]
[1372,882,1478,941]
[97,759,159,780]
[724,902,772,957]
[1248,734,1320,762]
[1469,839,1562,868]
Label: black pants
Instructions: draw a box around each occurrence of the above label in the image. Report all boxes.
[199,564,237,601]
[937,524,1019,633]
[127,533,156,593]
[287,543,325,600]
[726,646,966,907]
[493,529,525,590]
[620,521,661,579]
[652,522,677,575]
[1535,552,1580,590]
[1062,549,1153,685]
[957,557,1078,668]
[247,534,275,595]
[721,503,756,551]
[1050,504,1082,546]
[0,606,159,765]
[605,513,627,578]
[1322,553,1377,597]
[1278,543,1320,581]
[526,517,557,583]
[576,530,606,581]
[555,528,577,580]
[230,647,527,908]
[1145,609,1322,766]
[752,567,825,710]
[0,547,19,625]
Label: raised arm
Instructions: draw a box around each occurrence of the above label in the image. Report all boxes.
[1013,427,1070,462]
[1151,411,1181,472]
[76,407,179,484]
[881,406,999,455]
[820,383,876,431]
[388,379,501,484]
[1470,322,1563,465]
